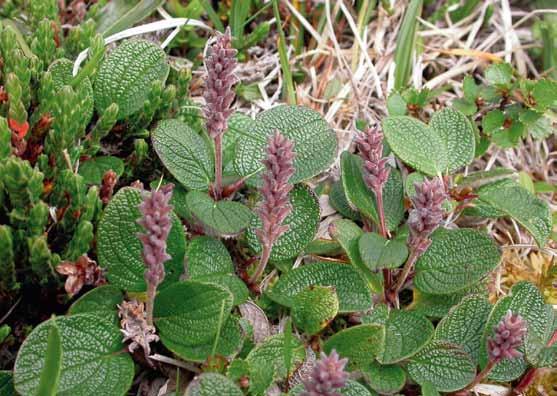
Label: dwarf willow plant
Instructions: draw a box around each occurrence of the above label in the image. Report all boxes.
[1,3,556,396]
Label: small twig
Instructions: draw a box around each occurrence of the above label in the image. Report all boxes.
[149,354,201,373]
[248,245,272,285]
[0,297,21,324]
[214,134,223,200]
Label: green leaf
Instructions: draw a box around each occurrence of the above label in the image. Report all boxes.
[292,286,339,335]
[520,110,553,140]
[404,172,427,197]
[171,316,244,363]
[477,180,552,247]
[266,261,372,313]
[532,79,557,111]
[185,237,248,305]
[409,284,488,319]
[78,156,124,185]
[290,380,376,396]
[414,228,501,295]
[420,381,440,396]
[429,108,475,172]
[186,373,243,396]
[434,294,491,363]
[197,273,248,306]
[407,341,476,392]
[185,191,253,237]
[37,320,62,396]
[378,309,434,364]
[329,219,382,293]
[485,63,513,86]
[154,281,234,361]
[329,181,361,221]
[232,105,336,184]
[97,187,186,291]
[152,119,214,191]
[14,314,134,396]
[0,372,14,396]
[94,39,170,119]
[323,324,385,369]
[247,185,320,261]
[387,92,407,116]
[358,232,408,270]
[340,152,404,230]
[68,285,123,324]
[187,236,233,278]
[246,334,305,395]
[363,362,406,394]
[48,58,94,124]
[95,0,164,36]
[479,282,553,381]
[382,116,447,176]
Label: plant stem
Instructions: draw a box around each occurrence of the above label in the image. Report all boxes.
[249,243,272,285]
[214,134,223,200]
[464,360,495,392]
[375,188,392,303]
[391,247,420,298]
[375,189,387,238]
[146,283,156,327]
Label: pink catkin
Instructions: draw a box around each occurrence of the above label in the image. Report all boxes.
[137,184,174,287]
[407,177,447,254]
[301,350,349,396]
[203,27,238,139]
[354,126,390,193]
[488,310,527,363]
[256,130,295,250]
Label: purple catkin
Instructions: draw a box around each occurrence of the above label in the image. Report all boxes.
[354,126,390,193]
[407,177,447,254]
[203,27,238,139]
[256,130,295,249]
[488,310,527,363]
[301,350,349,396]
[137,184,174,287]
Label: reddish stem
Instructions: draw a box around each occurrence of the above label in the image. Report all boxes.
[248,243,272,285]
[214,134,223,200]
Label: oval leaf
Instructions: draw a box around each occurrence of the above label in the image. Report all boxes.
[340,152,404,230]
[382,116,447,176]
[434,294,491,363]
[429,108,475,172]
[378,309,434,364]
[185,191,253,237]
[477,179,552,247]
[152,119,214,191]
[407,341,476,392]
[292,286,339,335]
[154,281,233,360]
[97,187,186,291]
[267,262,372,313]
[363,362,406,394]
[233,105,336,184]
[323,324,385,369]
[68,285,123,324]
[94,39,170,119]
[186,373,243,396]
[14,314,134,396]
[414,228,501,295]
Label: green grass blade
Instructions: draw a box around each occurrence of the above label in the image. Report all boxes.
[198,0,225,32]
[393,0,423,90]
[230,0,251,48]
[272,0,297,104]
[37,318,62,396]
